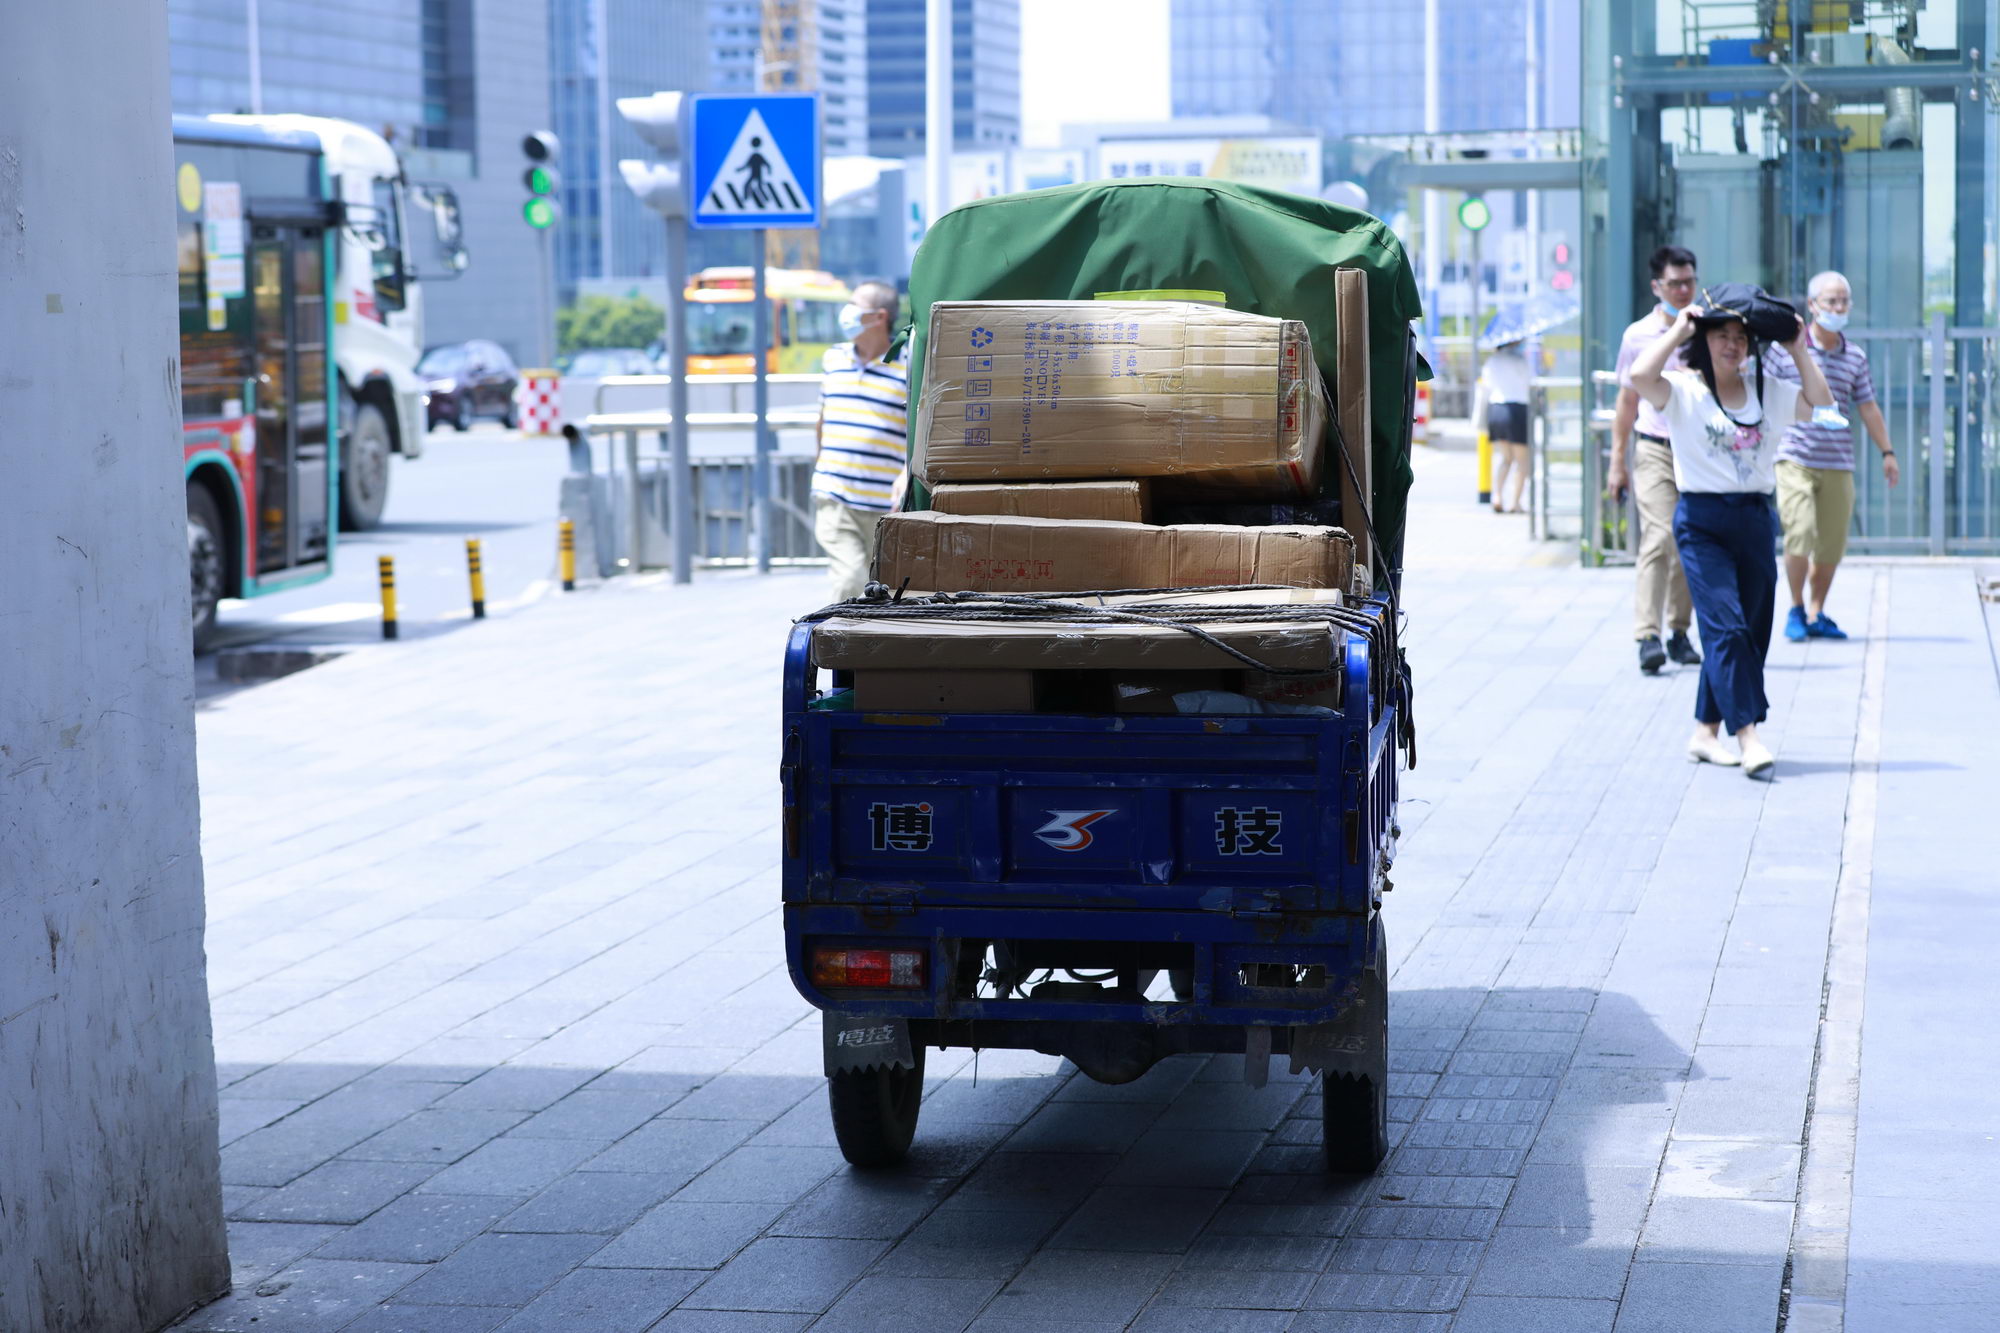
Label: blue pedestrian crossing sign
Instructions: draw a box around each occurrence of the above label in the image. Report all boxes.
[690,94,821,230]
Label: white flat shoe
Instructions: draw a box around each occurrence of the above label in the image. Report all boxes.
[1688,733,1740,766]
[1739,738,1775,778]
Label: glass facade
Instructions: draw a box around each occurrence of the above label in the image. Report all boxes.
[1582,0,2000,553]
[1171,0,1578,137]
[550,0,713,295]
[865,0,1021,157]
[168,0,426,133]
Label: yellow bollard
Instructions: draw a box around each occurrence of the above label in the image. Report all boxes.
[1476,430,1494,506]
[465,538,487,619]
[558,518,576,592]
[377,555,399,640]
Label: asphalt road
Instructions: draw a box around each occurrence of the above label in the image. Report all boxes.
[206,421,573,653]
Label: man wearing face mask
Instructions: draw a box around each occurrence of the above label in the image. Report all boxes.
[1762,271,1899,641]
[1610,245,1704,675]
[811,280,909,600]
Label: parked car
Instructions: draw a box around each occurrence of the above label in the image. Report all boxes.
[564,347,657,378]
[421,341,519,430]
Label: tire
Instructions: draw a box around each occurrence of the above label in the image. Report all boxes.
[340,400,393,530]
[187,481,226,654]
[1323,924,1389,1175]
[453,398,471,432]
[500,398,519,430]
[827,1045,925,1169]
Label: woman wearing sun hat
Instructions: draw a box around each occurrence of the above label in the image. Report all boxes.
[1625,284,1835,778]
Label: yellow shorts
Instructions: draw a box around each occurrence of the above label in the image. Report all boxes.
[1775,459,1855,566]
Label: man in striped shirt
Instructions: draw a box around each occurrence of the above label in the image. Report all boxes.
[812,280,909,601]
[1763,271,1900,641]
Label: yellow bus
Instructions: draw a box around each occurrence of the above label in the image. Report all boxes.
[685,267,852,375]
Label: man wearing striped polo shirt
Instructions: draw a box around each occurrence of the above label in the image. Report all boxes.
[812,280,909,601]
[1763,271,1900,641]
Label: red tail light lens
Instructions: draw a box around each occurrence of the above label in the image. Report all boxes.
[810,947,926,989]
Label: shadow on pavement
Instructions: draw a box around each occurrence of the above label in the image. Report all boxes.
[177,987,1759,1330]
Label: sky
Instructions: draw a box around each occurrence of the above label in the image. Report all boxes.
[1019,0,1172,147]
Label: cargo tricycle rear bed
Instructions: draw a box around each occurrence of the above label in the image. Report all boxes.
[779,595,1401,1173]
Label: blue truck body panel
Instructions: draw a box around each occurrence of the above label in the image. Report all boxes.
[780,596,1400,1035]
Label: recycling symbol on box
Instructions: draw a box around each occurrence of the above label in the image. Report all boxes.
[969,327,993,349]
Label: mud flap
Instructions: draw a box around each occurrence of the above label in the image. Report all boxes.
[1288,976,1386,1078]
[823,1012,917,1076]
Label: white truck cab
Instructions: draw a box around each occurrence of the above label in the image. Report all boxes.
[208,113,464,529]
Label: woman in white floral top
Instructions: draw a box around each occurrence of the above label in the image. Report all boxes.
[1628,300,1833,778]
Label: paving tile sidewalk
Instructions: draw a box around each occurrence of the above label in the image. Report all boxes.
[174,448,1993,1332]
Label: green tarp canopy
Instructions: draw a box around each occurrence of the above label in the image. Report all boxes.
[901,178,1429,567]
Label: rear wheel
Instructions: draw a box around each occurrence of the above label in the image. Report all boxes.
[828,1046,925,1169]
[187,481,226,653]
[340,401,393,530]
[1323,925,1389,1174]
[453,397,472,431]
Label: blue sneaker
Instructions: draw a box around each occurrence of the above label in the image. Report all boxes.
[1809,613,1848,640]
[1784,606,1810,642]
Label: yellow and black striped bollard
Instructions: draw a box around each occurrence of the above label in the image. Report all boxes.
[559,518,576,592]
[465,538,487,619]
[377,554,399,640]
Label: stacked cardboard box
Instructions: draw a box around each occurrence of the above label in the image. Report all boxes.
[835,291,1372,714]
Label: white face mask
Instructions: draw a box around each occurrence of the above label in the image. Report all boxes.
[838,304,868,340]
[1815,308,1849,333]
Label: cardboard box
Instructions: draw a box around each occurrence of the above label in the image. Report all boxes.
[929,480,1151,523]
[916,300,1326,498]
[811,588,1347,674]
[850,669,1038,713]
[873,511,1353,595]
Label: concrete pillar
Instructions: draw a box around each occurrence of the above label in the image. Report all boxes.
[0,4,230,1331]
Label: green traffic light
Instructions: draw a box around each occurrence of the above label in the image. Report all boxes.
[525,165,555,195]
[523,197,556,229]
[1458,196,1492,232]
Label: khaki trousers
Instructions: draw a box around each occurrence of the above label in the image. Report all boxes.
[814,495,883,602]
[1632,438,1692,639]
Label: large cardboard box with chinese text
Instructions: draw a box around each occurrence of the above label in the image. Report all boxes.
[871,511,1354,595]
[915,300,1326,498]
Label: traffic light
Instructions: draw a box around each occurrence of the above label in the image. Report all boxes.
[616,93,689,220]
[522,131,560,229]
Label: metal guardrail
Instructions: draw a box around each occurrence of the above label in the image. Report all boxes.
[573,384,828,580]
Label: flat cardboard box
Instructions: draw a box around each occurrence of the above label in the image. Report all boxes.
[872,511,1354,595]
[811,587,1347,674]
[916,300,1326,498]
[850,668,1038,712]
[929,480,1151,523]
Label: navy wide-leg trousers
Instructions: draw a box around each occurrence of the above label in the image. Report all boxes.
[1672,492,1777,735]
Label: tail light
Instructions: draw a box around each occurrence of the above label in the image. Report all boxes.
[810,947,926,989]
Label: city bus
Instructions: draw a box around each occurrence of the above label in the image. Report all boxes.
[683,267,851,374]
[176,115,463,649]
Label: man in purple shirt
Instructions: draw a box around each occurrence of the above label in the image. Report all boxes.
[1609,245,1702,675]
[1763,270,1900,640]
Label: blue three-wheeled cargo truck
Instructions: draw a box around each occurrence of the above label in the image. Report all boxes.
[780,179,1425,1174]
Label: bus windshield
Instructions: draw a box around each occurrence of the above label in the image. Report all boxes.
[687,300,761,356]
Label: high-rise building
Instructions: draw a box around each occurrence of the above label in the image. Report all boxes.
[166,0,554,360]
[1170,0,1577,138]
[866,0,1020,159]
[708,1,872,158]
[549,0,711,296]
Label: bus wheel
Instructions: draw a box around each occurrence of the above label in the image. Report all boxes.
[340,402,393,530]
[187,482,226,654]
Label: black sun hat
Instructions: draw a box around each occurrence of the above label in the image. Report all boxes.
[1692,283,1802,343]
